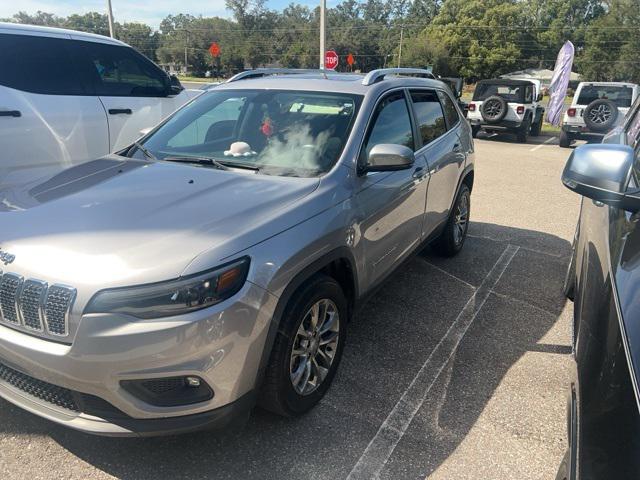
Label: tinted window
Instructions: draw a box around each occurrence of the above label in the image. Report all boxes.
[410,90,447,146]
[473,83,526,103]
[363,91,414,158]
[82,42,168,97]
[437,90,460,129]
[577,85,633,108]
[0,34,85,95]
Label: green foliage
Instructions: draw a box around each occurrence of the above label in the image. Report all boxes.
[4,1,639,83]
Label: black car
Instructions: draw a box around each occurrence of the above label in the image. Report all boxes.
[557,98,640,478]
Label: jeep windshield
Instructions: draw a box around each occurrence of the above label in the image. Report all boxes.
[131,89,362,177]
[577,85,633,108]
[473,82,528,103]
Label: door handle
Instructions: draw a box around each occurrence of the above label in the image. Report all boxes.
[0,110,21,117]
[108,108,132,115]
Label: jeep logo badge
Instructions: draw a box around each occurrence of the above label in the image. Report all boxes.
[0,249,15,265]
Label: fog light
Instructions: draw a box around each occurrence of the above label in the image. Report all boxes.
[185,376,201,388]
[121,376,213,407]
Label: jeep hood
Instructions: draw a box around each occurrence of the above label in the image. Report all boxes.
[0,157,319,287]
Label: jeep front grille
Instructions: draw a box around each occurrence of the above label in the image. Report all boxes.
[0,271,75,338]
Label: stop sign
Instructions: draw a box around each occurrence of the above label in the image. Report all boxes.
[325,50,338,70]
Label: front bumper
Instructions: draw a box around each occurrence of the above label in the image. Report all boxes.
[0,281,277,436]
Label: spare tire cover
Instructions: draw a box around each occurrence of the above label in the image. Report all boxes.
[480,95,508,123]
[584,99,618,132]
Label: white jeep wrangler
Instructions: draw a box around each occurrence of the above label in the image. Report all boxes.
[560,81,640,148]
[468,79,544,143]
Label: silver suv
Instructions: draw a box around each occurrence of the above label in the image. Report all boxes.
[0,68,474,436]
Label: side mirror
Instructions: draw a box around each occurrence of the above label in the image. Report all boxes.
[364,144,415,173]
[562,143,640,212]
[168,74,184,95]
[537,93,544,102]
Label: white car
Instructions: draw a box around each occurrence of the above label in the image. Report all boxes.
[467,78,545,143]
[560,81,640,148]
[0,23,200,184]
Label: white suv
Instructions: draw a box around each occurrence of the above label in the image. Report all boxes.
[560,81,639,148]
[0,23,200,184]
[467,78,544,143]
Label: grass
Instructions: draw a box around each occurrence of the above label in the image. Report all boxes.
[177,75,222,83]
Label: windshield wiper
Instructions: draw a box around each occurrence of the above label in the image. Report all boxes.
[132,141,158,162]
[163,155,231,171]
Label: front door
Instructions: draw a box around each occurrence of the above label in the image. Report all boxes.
[355,90,429,290]
[78,41,188,152]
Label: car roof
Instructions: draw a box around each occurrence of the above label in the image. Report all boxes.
[0,22,127,47]
[577,81,639,88]
[212,72,449,96]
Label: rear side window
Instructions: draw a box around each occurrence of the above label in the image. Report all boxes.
[81,42,168,97]
[437,90,460,129]
[410,90,447,146]
[0,33,85,95]
[363,91,414,158]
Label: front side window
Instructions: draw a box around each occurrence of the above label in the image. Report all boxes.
[83,42,167,97]
[410,90,447,147]
[138,89,361,176]
[363,91,414,159]
[0,34,85,95]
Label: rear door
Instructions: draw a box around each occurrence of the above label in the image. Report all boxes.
[408,88,465,237]
[78,41,190,152]
[0,31,109,185]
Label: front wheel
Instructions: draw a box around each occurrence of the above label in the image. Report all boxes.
[259,275,347,417]
[471,125,481,138]
[530,115,543,136]
[433,183,470,257]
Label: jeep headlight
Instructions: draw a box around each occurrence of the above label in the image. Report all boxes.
[86,258,250,319]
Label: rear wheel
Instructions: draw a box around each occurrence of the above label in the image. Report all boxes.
[433,183,470,257]
[560,130,572,148]
[471,125,481,138]
[259,275,347,417]
[516,117,531,143]
[530,115,543,136]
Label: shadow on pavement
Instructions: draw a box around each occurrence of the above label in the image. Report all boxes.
[0,221,572,480]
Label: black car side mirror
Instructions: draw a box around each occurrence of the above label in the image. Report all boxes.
[363,144,415,173]
[168,74,184,95]
[537,93,543,102]
[562,144,640,212]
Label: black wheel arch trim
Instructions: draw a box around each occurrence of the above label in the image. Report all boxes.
[253,247,359,391]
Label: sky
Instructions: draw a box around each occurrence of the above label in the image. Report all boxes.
[0,0,329,29]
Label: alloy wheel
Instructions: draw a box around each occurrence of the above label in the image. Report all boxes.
[589,104,612,125]
[453,192,469,246]
[289,299,340,396]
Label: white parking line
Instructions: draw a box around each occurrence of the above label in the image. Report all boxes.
[345,244,520,480]
[529,136,556,152]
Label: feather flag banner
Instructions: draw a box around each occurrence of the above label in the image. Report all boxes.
[546,41,575,126]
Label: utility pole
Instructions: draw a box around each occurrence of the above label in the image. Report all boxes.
[184,30,189,75]
[319,0,326,69]
[397,25,404,68]
[106,0,115,38]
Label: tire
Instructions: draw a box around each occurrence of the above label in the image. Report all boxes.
[583,99,618,132]
[259,275,347,417]
[471,125,480,138]
[560,130,572,148]
[530,114,543,136]
[433,183,470,257]
[516,116,531,143]
[480,95,508,123]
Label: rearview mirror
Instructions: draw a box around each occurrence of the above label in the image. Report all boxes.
[562,143,640,212]
[364,144,415,173]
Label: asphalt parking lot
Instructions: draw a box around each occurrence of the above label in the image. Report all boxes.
[0,133,579,480]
